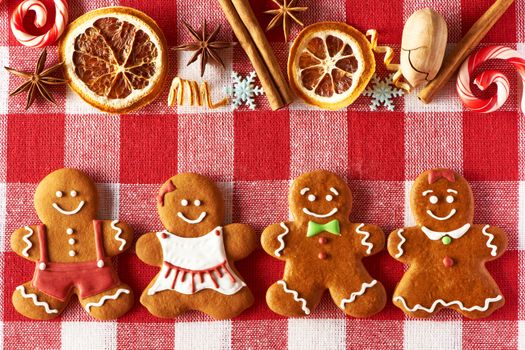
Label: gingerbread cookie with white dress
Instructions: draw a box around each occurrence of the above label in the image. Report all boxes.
[136,173,257,320]
[388,168,507,318]
[11,168,134,320]
[261,170,386,317]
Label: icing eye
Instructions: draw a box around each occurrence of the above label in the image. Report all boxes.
[446,195,454,203]
[308,194,316,202]
[326,194,333,202]
[429,195,438,204]
[194,199,201,206]
[181,199,189,206]
[55,191,63,198]
[70,190,77,197]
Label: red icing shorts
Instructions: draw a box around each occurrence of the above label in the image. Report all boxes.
[32,259,119,301]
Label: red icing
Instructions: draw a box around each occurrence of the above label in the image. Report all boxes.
[428,169,456,184]
[318,237,328,244]
[160,232,169,239]
[156,180,177,206]
[162,261,235,291]
[31,223,119,301]
[318,252,328,260]
[215,230,221,236]
[443,256,454,267]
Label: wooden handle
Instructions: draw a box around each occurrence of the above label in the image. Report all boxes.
[418,0,515,104]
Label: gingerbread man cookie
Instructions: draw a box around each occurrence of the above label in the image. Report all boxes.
[261,170,386,317]
[388,169,507,318]
[136,173,257,319]
[11,168,134,320]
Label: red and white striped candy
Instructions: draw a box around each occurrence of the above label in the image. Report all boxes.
[10,0,68,48]
[456,45,525,113]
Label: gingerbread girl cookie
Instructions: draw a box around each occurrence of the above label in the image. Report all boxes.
[388,169,507,318]
[11,168,134,320]
[136,173,257,319]
[261,170,386,317]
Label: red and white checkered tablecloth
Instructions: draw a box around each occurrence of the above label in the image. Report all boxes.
[0,0,524,348]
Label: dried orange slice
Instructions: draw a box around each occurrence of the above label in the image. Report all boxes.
[59,7,167,114]
[288,22,375,110]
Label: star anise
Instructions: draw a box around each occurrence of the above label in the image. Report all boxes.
[4,49,67,110]
[174,20,235,77]
[265,0,308,42]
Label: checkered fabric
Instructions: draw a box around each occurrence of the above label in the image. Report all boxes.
[0,0,523,348]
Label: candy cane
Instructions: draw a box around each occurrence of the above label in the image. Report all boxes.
[457,46,525,113]
[10,0,68,48]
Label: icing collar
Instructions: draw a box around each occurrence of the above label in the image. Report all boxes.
[421,223,471,240]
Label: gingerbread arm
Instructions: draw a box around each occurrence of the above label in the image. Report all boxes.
[387,227,412,264]
[479,224,508,261]
[261,221,294,260]
[223,223,258,261]
[100,220,134,257]
[351,223,385,256]
[136,231,163,266]
[10,225,41,262]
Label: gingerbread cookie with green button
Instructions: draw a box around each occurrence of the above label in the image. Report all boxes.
[388,168,507,319]
[261,170,386,317]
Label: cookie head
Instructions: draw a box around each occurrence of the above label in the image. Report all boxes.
[289,170,352,224]
[34,168,98,223]
[410,169,474,231]
[156,173,224,237]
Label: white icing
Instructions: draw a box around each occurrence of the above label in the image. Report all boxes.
[16,285,58,314]
[394,294,503,313]
[68,250,76,257]
[482,225,498,257]
[300,187,310,195]
[55,191,63,198]
[429,195,438,204]
[84,288,130,312]
[148,227,245,296]
[52,201,85,215]
[307,194,316,202]
[66,228,74,235]
[194,199,201,206]
[274,222,289,257]
[426,208,456,221]
[355,224,373,255]
[70,190,77,197]
[181,199,189,206]
[395,229,406,258]
[447,189,458,194]
[39,262,46,270]
[446,195,454,203]
[340,280,377,308]
[422,190,433,196]
[22,226,34,257]
[68,238,75,245]
[111,220,126,251]
[329,187,339,196]
[302,207,338,218]
[177,211,207,224]
[421,223,471,241]
[325,194,333,201]
[277,280,310,315]
[97,260,105,268]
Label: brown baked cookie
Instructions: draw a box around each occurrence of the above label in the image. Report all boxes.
[261,170,386,317]
[11,168,134,320]
[388,168,507,319]
[136,173,257,320]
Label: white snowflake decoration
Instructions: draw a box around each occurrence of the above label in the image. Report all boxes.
[363,73,404,111]
[225,71,264,110]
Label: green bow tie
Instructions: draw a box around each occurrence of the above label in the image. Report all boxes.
[307,220,340,237]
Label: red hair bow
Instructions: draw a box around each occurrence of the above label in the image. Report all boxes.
[428,169,456,184]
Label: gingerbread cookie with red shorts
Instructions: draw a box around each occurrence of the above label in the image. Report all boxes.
[11,168,134,320]
[136,173,257,319]
[261,170,386,317]
[388,169,507,318]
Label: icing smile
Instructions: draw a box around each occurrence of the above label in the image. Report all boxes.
[426,208,456,221]
[177,211,207,224]
[302,207,338,218]
[52,201,85,215]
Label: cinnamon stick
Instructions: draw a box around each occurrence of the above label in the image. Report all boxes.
[418,0,515,104]
[218,0,294,110]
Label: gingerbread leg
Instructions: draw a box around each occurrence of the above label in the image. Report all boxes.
[12,281,68,320]
[266,276,323,317]
[194,287,254,320]
[330,278,386,318]
[80,284,134,320]
[140,277,190,318]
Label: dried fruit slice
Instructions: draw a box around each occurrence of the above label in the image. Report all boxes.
[59,7,167,113]
[288,22,375,110]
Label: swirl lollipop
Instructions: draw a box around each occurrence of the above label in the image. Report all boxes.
[457,46,525,113]
[10,0,68,48]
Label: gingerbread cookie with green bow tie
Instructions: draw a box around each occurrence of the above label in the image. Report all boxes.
[261,170,386,317]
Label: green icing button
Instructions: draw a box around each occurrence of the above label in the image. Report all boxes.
[442,236,452,245]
